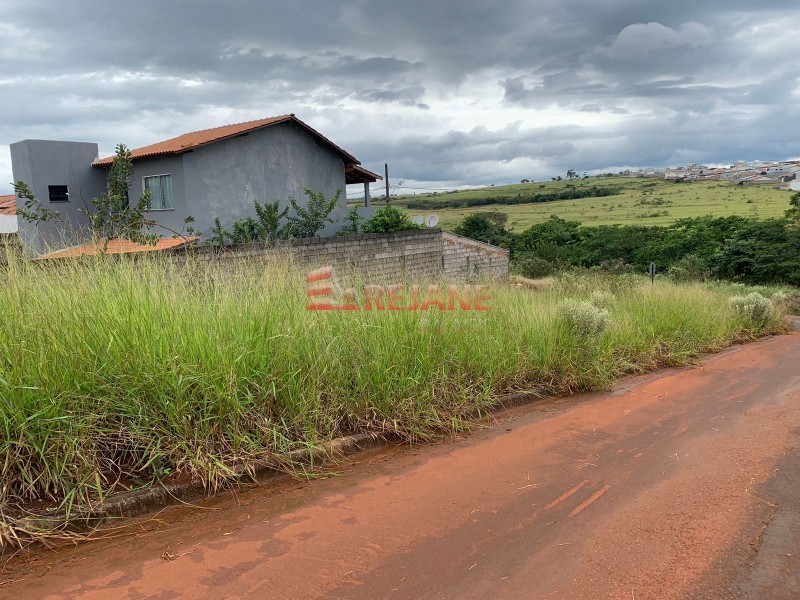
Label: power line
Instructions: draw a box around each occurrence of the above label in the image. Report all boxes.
[347,185,468,197]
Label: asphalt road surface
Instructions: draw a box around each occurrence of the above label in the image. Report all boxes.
[3,327,799,599]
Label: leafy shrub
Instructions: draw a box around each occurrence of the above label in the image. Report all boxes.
[338,208,365,236]
[230,216,261,244]
[558,299,611,337]
[208,188,339,243]
[513,254,559,278]
[594,258,635,275]
[210,199,290,244]
[729,292,773,327]
[452,212,512,247]
[285,188,341,238]
[769,292,800,316]
[589,290,614,309]
[511,214,800,287]
[668,254,709,282]
[362,205,423,233]
[786,191,800,221]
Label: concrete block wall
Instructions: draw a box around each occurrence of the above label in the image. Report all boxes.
[176,229,447,282]
[442,232,510,279]
[170,229,509,282]
[281,229,444,282]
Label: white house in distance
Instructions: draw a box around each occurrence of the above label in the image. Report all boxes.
[0,195,18,235]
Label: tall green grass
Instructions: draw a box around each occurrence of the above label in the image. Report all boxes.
[0,252,788,524]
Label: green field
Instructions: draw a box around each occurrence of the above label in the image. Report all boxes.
[387,177,793,232]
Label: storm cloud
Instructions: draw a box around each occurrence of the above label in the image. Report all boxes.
[1,0,799,194]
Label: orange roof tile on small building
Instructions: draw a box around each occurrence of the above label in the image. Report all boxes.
[33,236,199,261]
[345,163,383,184]
[0,194,16,216]
[92,115,359,167]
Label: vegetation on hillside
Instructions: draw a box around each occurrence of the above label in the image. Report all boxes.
[511,215,800,285]
[392,177,792,231]
[404,185,619,209]
[452,192,800,289]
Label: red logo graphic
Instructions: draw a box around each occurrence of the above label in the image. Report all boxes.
[306,267,490,311]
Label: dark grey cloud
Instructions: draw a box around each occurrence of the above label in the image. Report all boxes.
[1,0,800,194]
[354,85,428,108]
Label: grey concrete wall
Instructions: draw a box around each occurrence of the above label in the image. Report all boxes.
[442,232,510,279]
[10,140,106,255]
[180,121,349,238]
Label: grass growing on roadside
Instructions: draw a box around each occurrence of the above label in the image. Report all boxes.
[0,252,789,539]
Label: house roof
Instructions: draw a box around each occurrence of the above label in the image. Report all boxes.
[345,163,383,184]
[92,115,360,167]
[0,194,15,216]
[33,236,199,260]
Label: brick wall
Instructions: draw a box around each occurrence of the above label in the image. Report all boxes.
[442,232,510,279]
[177,229,444,282]
[171,229,508,282]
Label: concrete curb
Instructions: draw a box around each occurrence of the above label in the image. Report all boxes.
[14,431,396,539]
[14,392,549,540]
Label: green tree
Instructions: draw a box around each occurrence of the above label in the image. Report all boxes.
[229,217,261,244]
[786,191,800,222]
[285,188,341,238]
[84,144,159,247]
[362,205,423,233]
[209,217,228,246]
[251,199,288,240]
[453,212,512,247]
[13,181,62,224]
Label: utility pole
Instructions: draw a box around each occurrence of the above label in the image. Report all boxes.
[385,163,390,204]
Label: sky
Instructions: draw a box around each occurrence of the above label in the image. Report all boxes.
[1,0,800,196]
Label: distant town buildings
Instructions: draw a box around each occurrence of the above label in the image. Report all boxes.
[619,160,800,189]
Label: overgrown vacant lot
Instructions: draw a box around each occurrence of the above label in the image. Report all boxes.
[0,253,788,538]
[386,177,791,231]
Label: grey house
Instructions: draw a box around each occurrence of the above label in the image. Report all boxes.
[10,114,380,255]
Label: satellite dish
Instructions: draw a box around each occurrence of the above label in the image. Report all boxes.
[426,214,440,228]
[413,215,424,225]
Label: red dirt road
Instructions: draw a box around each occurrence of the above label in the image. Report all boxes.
[4,330,800,599]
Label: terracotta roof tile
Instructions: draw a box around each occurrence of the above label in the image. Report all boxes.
[345,163,383,184]
[33,236,199,260]
[0,194,15,216]
[92,115,359,166]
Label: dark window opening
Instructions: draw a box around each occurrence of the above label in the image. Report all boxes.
[48,185,70,202]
